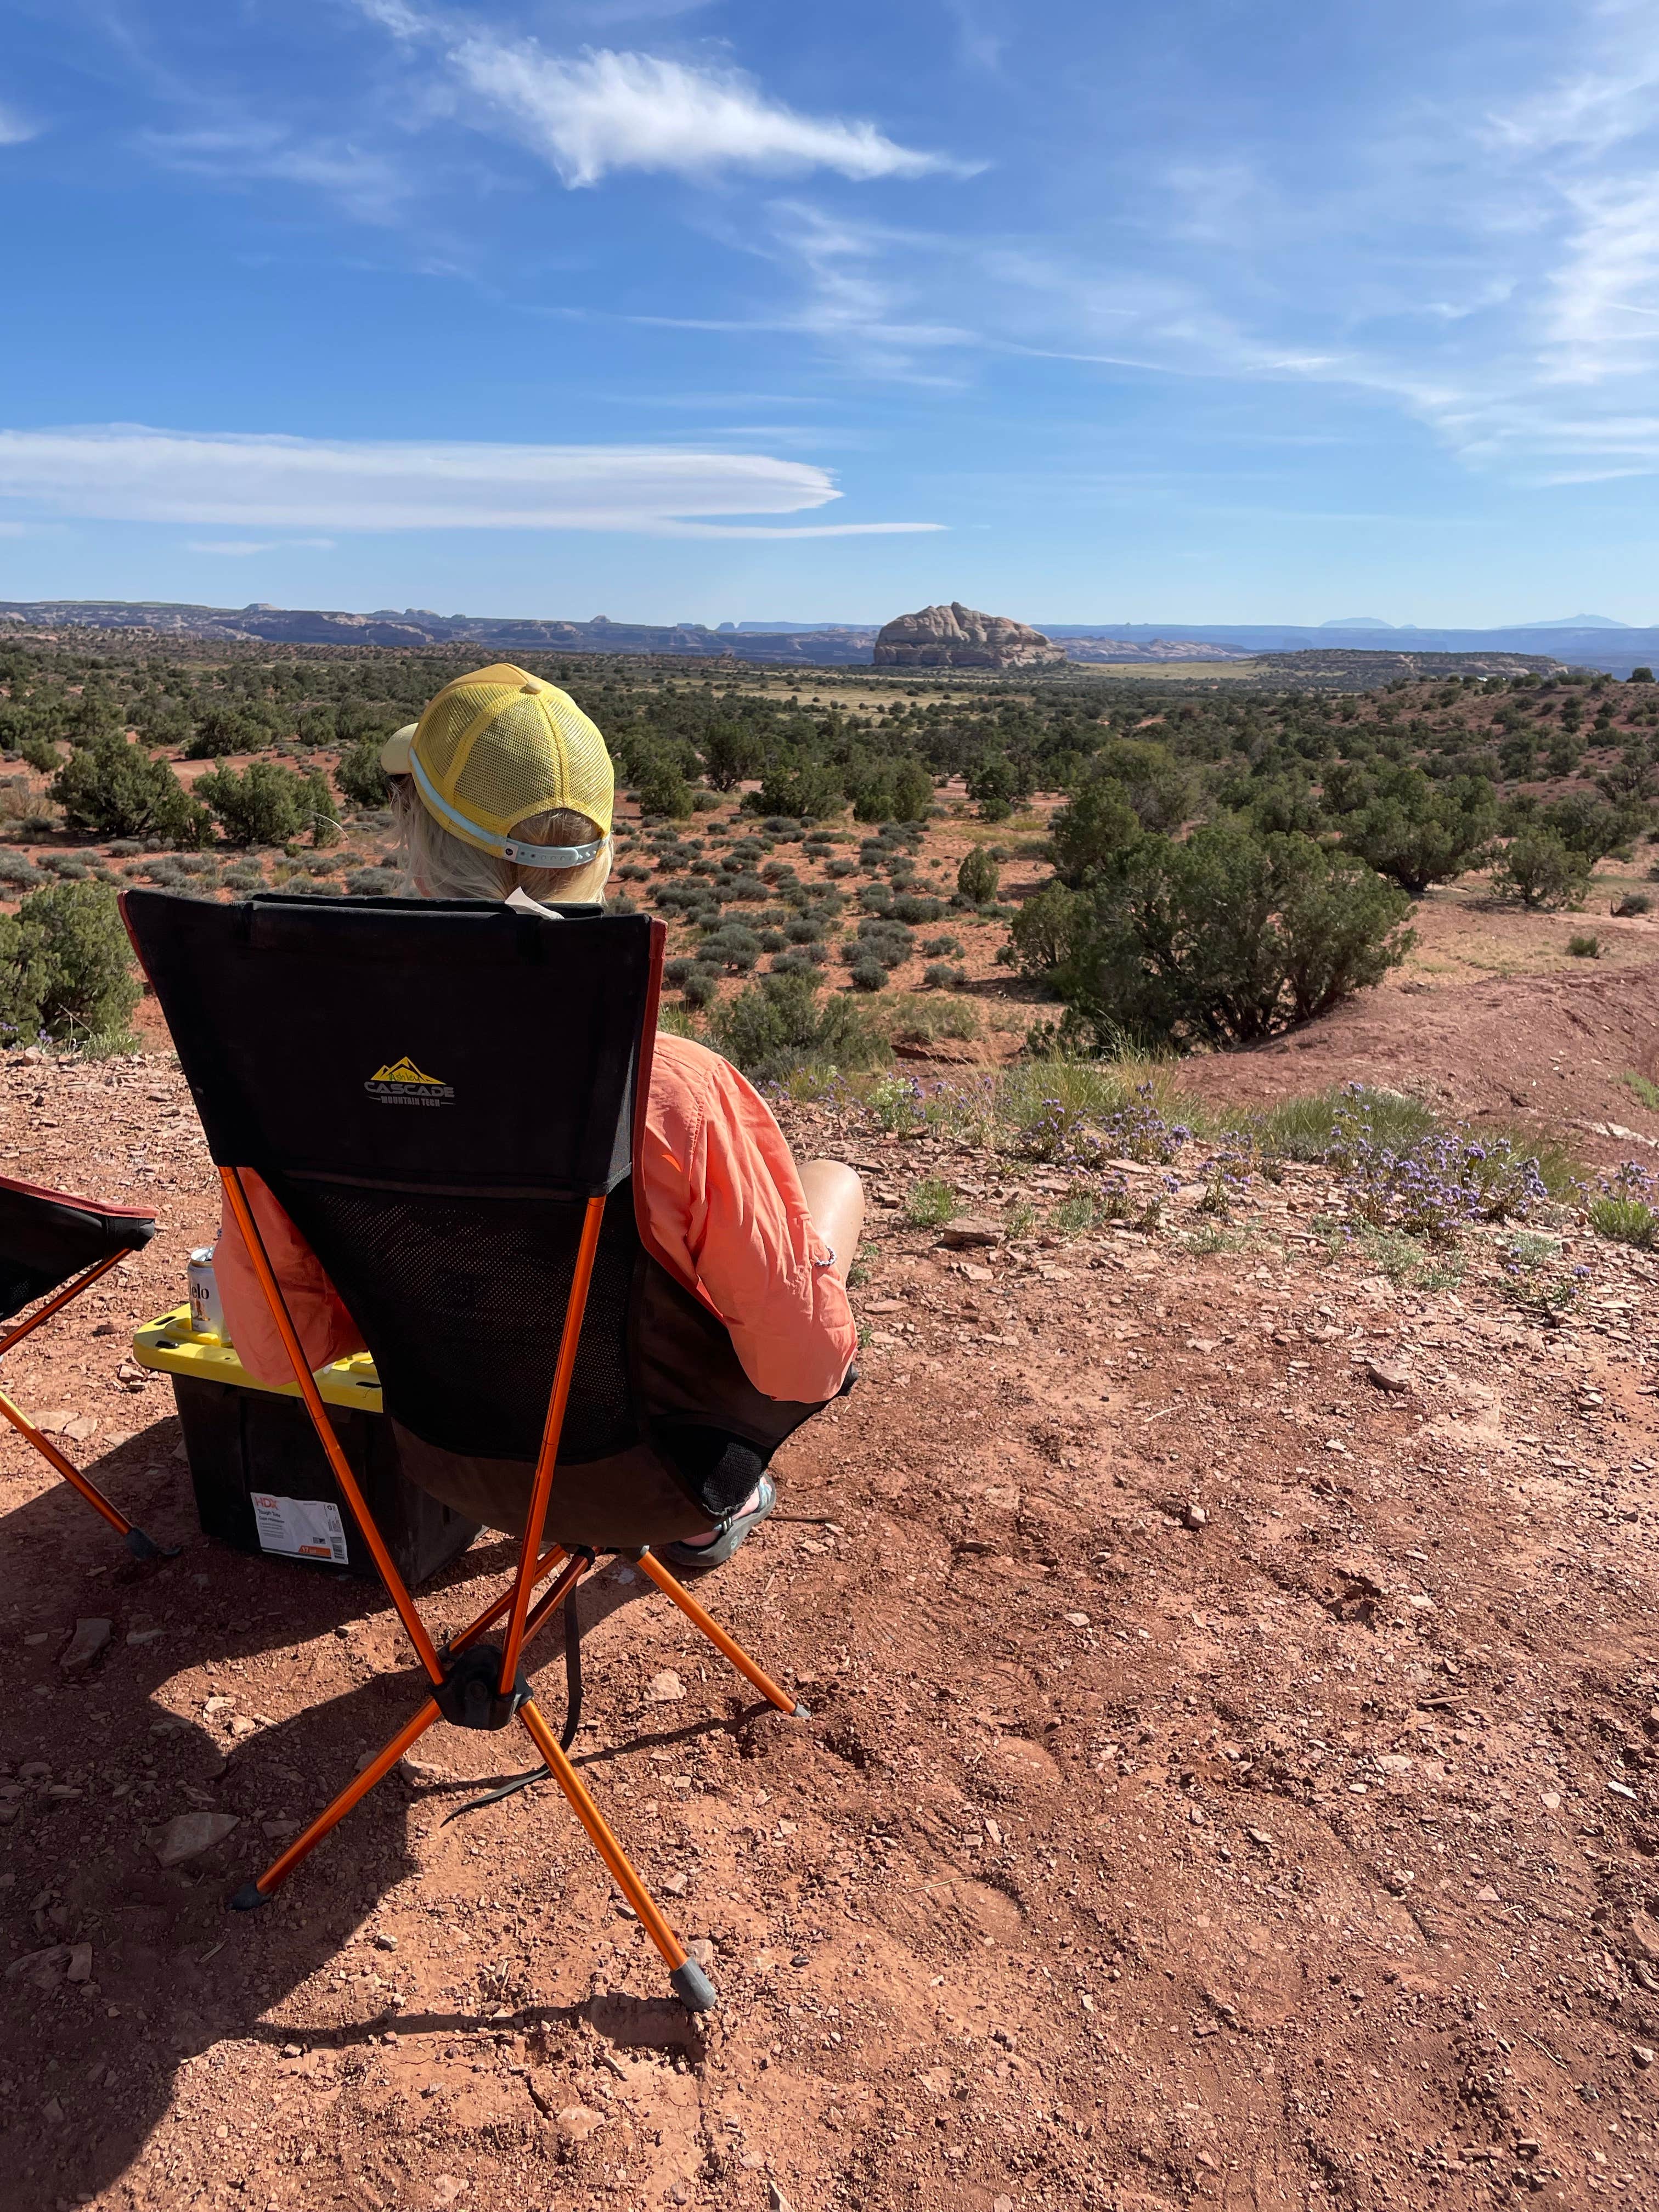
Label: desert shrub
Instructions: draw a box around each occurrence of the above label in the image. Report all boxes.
[699,924,761,973]
[1493,828,1591,910]
[0,853,42,890]
[922,933,964,958]
[707,969,883,1084]
[904,1177,958,1228]
[891,893,947,923]
[0,882,140,1043]
[1049,776,1142,887]
[751,758,846,822]
[1340,768,1498,891]
[825,857,858,879]
[19,735,62,776]
[682,970,720,1009]
[1536,793,1640,860]
[184,704,261,760]
[957,846,1000,903]
[636,753,694,820]
[849,958,887,991]
[1613,891,1652,917]
[196,761,312,847]
[50,733,207,845]
[966,754,1016,821]
[923,962,967,989]
[851,916,914,970]
[304,769,342,848]
[1589,1195,1657,1248]
[336,735,391,809]
[343,867,388,895]
[1019,826,1412,1049]
[1567,933,1600,958]
[39,854,91,880]
[296,706,337,748]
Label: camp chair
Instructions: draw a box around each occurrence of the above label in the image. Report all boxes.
[0,1172,172,1559]
[122,889,827,2015]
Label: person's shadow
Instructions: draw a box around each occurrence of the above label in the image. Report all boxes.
[0,1413,747,2204]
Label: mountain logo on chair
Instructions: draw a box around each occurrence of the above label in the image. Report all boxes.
[365,1056,455,1107]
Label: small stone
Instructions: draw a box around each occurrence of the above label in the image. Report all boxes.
[1182,1503,1207,1530]
[646,1670,687,1704]
[554,2105,606,2145]
[1541,1790,1561,1811]
[1246,1828,1273,1849]
[936,1219,1003,1249]
[374,1931,398,1951]
[281,2043,302,2059]
[202,1695,234,1716]
[66,1943,93,1983]
[1633,2045,1656,2069]
[769,2187,794,2212]
[688,1938,716,1970]
[1407,1593,1437,1611]
[1365,1360,1412,1394]
[1323,1438,1348,1455]
[994,2199,1015,2212]
[154,1811,239,1867]
[228,1717,257,1738]
[432,2181,465,2207]
[662,1872,689,1896]
[42,2096,63,2125]
[59,1618,111,1672]
[1063,1611,1091,1627]
[125,1628,165,1646]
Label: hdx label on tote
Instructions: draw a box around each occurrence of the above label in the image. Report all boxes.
[251,1492,349,1565]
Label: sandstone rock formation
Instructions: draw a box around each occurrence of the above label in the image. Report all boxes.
[872,601,1066,671]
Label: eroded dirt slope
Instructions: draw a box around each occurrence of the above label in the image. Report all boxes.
[0,1054,1655,2211]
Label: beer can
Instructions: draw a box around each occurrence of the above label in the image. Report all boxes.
[187,1246,226,1341]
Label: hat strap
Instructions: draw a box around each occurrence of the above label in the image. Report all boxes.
[410,752,604,870]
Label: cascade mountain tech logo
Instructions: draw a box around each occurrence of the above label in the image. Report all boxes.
[365,1055,454,1107]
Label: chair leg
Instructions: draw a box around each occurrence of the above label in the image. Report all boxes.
[635,1548,807,1718]
[0,1385,177,1559]
[518,1696,716,2013]
[232,1547,582,1905]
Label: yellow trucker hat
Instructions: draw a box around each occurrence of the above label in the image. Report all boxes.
[381,664,614,868]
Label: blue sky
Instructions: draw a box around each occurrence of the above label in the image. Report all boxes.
[2,0,1658,625]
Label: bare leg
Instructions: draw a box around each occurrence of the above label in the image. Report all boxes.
[798,1158,865,1281]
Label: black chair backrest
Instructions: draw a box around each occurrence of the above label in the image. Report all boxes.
[123,893,663,1460]
[0,1173,156,1322]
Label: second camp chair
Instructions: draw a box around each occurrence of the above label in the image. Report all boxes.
[0,1172,173,1558]
[123,888,830,2014]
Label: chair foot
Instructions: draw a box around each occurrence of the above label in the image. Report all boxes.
[792,1703,811,1721]
[670,1959,718,2013]
[230,1882,271,1913]
[125,1527,179,1561]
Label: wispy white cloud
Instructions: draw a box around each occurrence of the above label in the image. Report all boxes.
[0,99,41,147]
[185,538,338,555]
[363,3,967,186]
[0,425,940,537]
[139,122,412,223]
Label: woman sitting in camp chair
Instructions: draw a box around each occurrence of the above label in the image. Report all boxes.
[211,663,862,1568]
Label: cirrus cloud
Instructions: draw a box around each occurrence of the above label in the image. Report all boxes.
[0,425,941,538]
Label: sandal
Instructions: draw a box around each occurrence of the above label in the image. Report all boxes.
[662,1476,778,1570]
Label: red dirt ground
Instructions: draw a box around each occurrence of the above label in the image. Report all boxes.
[0,1038,1657,2212]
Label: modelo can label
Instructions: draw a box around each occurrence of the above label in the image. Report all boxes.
[187,1246,226,1341]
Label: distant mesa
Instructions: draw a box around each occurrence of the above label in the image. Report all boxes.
[873,601,1066,671]
[1321,617,1393,629]
[1511,613,1630,629]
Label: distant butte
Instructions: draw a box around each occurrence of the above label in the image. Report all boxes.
[872,601,1066,672]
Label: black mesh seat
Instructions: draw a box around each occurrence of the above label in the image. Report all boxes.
[121,888,827,2012]
[0,1173,170,1557]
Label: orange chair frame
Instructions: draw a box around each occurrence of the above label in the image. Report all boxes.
[0,1251,176,1561]
[219,1165,806,2012]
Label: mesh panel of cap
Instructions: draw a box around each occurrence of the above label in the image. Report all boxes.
[412,665,613,840]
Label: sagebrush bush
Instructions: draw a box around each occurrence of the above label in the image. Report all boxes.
[1589,1195,1656,1248]
[707,969,883,1083]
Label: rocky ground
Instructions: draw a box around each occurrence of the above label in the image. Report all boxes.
[0,1039,1656,2212]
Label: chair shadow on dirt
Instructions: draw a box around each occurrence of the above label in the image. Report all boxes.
[0,1411,759,2205]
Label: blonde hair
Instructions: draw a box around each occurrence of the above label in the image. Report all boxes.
[390,775,613,905]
